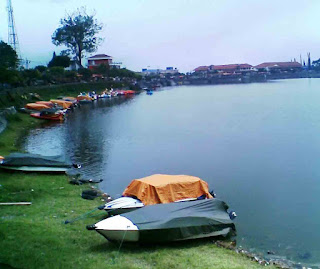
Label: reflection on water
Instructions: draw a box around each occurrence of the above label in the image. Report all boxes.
[23,80,320,266]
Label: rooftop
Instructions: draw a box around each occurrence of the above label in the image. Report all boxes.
[88,54,112,60]
[255,62,302,68]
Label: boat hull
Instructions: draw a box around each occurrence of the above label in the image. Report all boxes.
[96,225,232,243]
[0,165,70,173]
[30,113,64,121]
[93,199,235,243]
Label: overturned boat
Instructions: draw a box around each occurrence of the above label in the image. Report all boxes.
[0,152,79,173]
[99,174,214,216]
[88,199,236,243]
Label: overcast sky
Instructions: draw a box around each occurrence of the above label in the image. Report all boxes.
[0,0,319,72]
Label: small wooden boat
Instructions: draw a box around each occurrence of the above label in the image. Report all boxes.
[30,108,64,121]
[50,99,73,109]
[25,103,51,110]
[36,101,55,107]
[88,199,236,243]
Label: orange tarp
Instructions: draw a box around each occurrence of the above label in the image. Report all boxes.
[36,101,54,107]
[25,103,51,110]
[122,174,213,205]
[50,100,73,109]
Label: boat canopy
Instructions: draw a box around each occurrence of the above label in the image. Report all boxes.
[122,174,213,205]
[121,199,235,242]
[1,153,72,168]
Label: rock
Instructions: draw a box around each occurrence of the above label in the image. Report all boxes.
[267,250,275,255]
[69,179,82,185]
[215,240,236,250]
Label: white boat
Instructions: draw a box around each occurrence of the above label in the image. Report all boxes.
[99,197,144,215]
[88,199,236,243]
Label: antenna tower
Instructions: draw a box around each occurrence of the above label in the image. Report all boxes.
[7,0,21,59]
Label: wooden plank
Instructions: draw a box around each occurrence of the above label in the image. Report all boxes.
[0,202,32,206]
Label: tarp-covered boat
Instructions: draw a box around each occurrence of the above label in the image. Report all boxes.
[25,103,51,110]
[35,101,55,107]
[89,199,236,243]
[100,174,214,215]
[0,152,75,173]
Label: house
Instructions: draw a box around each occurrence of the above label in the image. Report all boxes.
[87,54,122,70]
[194,66,210,72]
[254,62,302,72]
[194,64,253,74]
[210,64,253,73]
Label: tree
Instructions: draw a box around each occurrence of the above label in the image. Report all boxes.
[34,65,47,73]
[48,52,71,68]
[52,8,103,67]
[0,41,19,69]
[78,68,92,81]
[95,63,110,75]
[312,59,320,71]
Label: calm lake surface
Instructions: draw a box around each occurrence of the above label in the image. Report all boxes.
[23,79,320,266]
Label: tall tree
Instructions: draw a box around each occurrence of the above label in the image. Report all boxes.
[0,41,19,69]
[52,8,103,67]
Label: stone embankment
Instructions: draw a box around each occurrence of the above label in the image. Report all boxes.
[0,107,17,134]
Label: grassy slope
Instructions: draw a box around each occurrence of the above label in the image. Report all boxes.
[0,114,274,269]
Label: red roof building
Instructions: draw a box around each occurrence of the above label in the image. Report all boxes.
[254,62,302,70]
[211,64,253,73]
[194,64,253,73]
[87,54,113,70]
[194,66,210,72]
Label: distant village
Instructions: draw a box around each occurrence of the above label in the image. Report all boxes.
[84,52,320,90]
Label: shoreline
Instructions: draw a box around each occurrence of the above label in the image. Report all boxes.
[0,89,298,269]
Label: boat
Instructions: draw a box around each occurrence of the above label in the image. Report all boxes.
[25,103,51,111]
[0,152,80,173]
[35,101,55,108]
[50,99,73,109]
[88,199,236,243]
[77,95,94,103]
[99,174,214,216]
[62,97,78,104]
[99,91,111,98]
[30,108,64,121]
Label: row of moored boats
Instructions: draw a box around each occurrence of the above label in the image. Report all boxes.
[21,89,137,121]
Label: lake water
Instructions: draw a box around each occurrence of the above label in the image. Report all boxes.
[23,79,320,266]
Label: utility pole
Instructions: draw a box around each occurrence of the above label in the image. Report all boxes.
[25,58,31,69]
[7,0,21,61]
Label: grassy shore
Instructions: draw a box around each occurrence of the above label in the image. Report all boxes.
[0,113,274,268]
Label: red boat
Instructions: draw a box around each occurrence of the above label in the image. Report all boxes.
[30,109,64,121]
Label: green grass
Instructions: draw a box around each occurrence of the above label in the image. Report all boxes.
[0,113,274,269]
